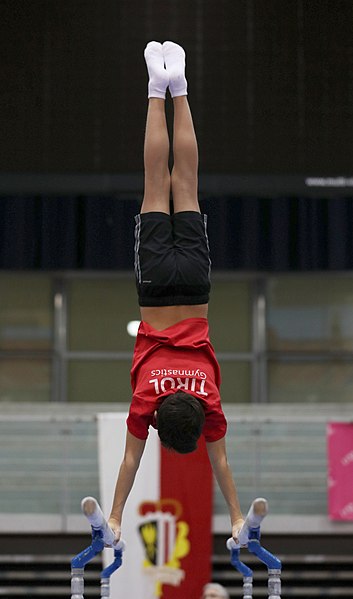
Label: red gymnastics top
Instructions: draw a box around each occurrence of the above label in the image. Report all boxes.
[127,318,227,443]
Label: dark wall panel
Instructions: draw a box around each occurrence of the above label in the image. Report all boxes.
[1,197,353,271]
[1,0,352,176]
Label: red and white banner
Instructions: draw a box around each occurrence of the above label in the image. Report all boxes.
[327,422,353,521]
[98,413,213,599]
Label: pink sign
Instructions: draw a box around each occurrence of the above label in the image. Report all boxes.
[327,422,353,520]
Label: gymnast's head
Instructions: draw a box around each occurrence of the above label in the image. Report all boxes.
[156,391,205,454]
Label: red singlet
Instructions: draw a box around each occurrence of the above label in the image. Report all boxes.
[127,318,227,443]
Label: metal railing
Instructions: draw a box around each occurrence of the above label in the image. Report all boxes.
[0,402,352,534]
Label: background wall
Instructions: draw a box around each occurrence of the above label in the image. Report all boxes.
[1,0,353,184]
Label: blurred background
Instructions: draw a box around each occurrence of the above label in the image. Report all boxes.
[1,0,353,597]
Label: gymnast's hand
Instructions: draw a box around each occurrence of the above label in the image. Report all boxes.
[232,518,246,546]
[107,517,122,546]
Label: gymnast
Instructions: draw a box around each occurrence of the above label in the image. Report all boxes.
[108,41,244,545]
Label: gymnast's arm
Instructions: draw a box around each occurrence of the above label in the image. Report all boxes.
[108,430,146,542]
[206,436,245,543]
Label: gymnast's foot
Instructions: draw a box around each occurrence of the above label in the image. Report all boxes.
[162,41,188,97]
[144,41,169,99]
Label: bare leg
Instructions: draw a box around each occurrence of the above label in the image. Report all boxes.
[140,98,171,214]
[162,41,199,213]
[141,41,170,214]
[171,96,200,214]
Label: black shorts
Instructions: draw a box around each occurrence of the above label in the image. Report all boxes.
[134,211,211,307]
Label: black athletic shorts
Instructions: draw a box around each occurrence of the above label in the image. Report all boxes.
[134,211,211,307]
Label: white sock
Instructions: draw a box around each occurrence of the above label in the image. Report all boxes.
[144,41,168,99]
[162,41,187,97]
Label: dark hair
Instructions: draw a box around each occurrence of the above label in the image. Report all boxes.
[156,391,205,454]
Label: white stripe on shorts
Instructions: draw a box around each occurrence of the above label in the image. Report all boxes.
[203,213,212,282]
[134,214,142,284]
